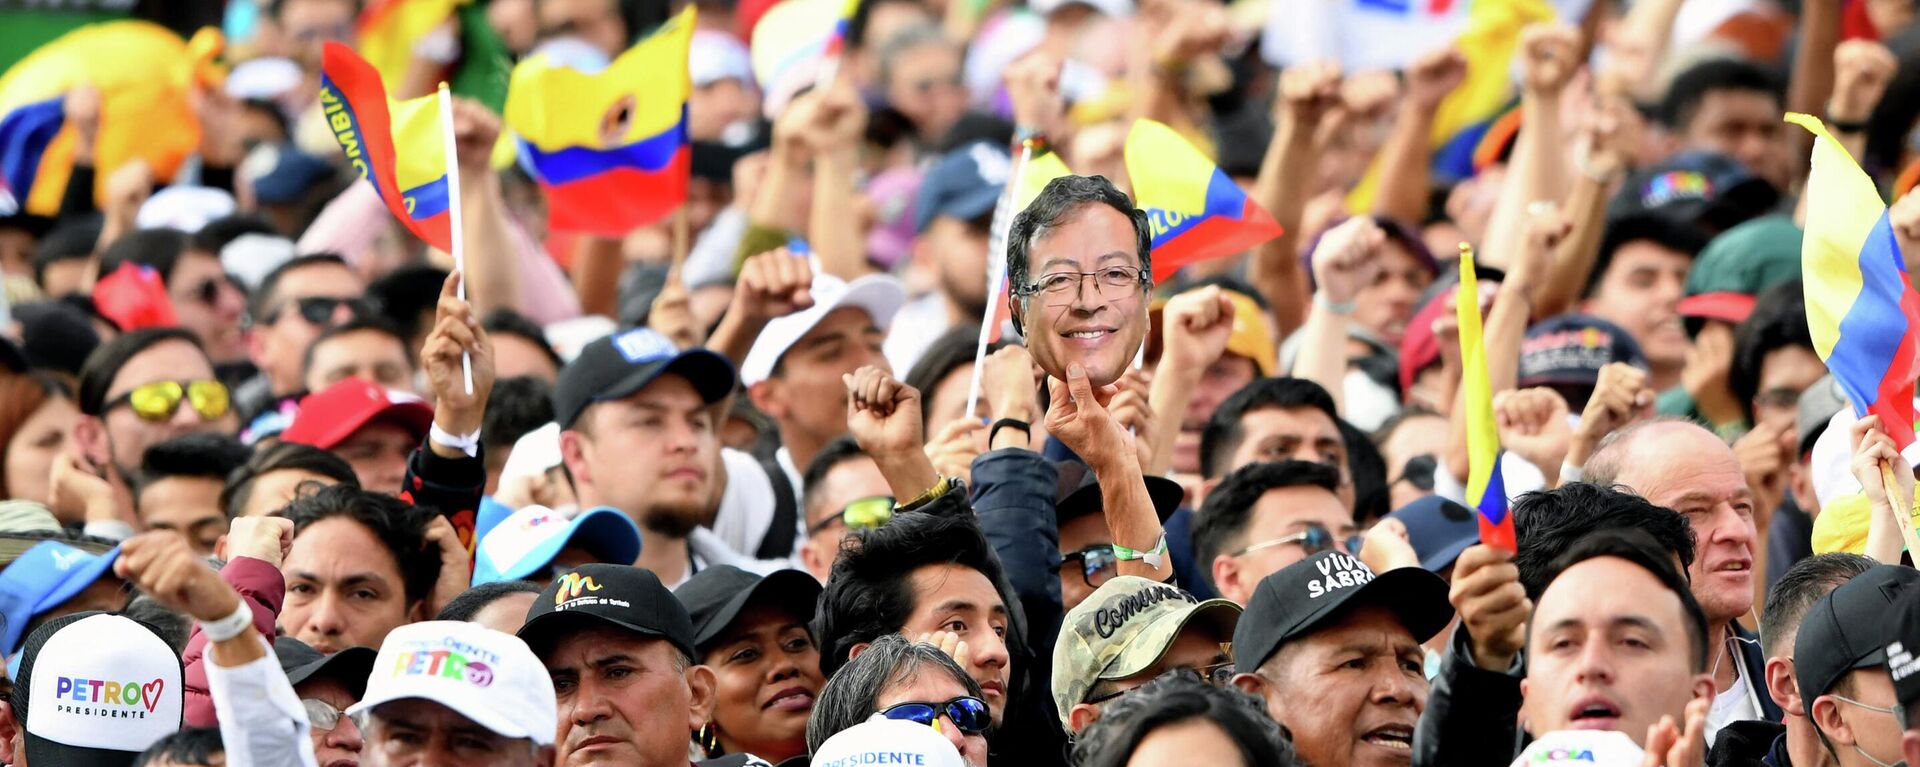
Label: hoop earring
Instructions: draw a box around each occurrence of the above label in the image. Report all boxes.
[696,723,723,757]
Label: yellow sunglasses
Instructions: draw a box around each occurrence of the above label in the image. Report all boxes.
[808,496,895,535]
[106,380,231,423]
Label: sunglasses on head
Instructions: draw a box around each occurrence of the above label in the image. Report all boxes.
[808,496,894,535]
[1058,545,1119,589]
[880,696,991,735]
[106,380,231,423]
[268,296,373,326]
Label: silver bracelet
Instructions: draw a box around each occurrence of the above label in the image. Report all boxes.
[197,600,253,643]
[1313,292,1356,315]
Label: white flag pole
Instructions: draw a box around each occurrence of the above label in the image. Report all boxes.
[965,140,1033,422]
[437,82,474,395]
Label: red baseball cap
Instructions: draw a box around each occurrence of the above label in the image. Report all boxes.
[281,378,434,450]
[1677,291,1758,326]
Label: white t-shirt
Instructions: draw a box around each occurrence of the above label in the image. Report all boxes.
[883,293,952,377]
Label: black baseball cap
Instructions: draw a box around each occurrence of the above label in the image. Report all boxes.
[519,564,699,661]
[673,566,822,655]
[1884,588,1920,729]
[1054,460,1185,524]
[274,636,376,699]
[1606,150,1779,235]
[1232,551,1453,672]
[1797,565,1920,703]
[552,328,737,429]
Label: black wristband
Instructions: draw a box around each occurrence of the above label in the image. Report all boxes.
[989,418,1032,445]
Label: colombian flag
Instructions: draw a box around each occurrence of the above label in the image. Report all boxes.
[1456,246,1516,552]
[1790,113,1920,448]
[505,7,695,236]
[318,42,454,253]
[355,0,466,92]
[0,22,224,216]
[1123,119,1283,281]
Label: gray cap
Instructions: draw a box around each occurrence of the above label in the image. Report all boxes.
[1798,375,1847,456]
[0,503,60,535]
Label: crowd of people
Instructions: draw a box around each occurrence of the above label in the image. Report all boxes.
[11,0,1920,764]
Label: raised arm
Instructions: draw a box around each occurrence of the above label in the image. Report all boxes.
[806,81,875,280]
[1249,61,1342,336]
[1475,24,1577,274]
[1370,47,1467,224]
[1147,286,1236,476]
[1291,217,1387,417]
[1046,364,1170,581]
[707,248,816,369]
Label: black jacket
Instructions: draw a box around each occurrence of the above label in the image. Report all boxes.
[1706,720,1790,767]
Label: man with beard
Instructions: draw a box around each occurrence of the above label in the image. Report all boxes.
[553,328,744,587]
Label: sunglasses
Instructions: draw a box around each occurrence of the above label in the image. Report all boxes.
[1393,454,1437,492]
[808,496,894,535]
[1058,545,1119,589]
[105,380,231,423]
[1228,522,1362,558]
[267,296,373,326]
[880,696,991,735]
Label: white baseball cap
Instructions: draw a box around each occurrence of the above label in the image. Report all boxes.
[1508,730,1647,767]
[741,271,906,386]
[472,505,642,586]
[22,612,184,766]
[691,31,754,89]
[810,718,967,767]
[135,185,236,233]
[348,621,558,745]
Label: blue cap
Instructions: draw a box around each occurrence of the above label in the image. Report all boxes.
[472,506,643,586]
[0,541,120,655]
[1385,496,1478,573]
[914,141,1009,234]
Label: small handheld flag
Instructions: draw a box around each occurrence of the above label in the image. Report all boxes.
[505,7,696,235]
[1123,119,1283,281]
[1789,112,1920,449]
[319,42,455,252]
[1456,243,1516,553]
[437,82,473,395]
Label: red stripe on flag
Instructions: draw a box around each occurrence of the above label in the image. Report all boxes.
[1149,198,1283,281]
[541,147,691,235]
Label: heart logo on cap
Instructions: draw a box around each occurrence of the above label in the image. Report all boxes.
[141,679,165,713]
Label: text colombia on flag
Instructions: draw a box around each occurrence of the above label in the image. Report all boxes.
[505,6,696,235]
[1789,112,1920,447]
[1123,119,1283,281]
[318,42,454,252]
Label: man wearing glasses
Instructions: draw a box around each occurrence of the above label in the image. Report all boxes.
[74,327,238,515]
[1190,459,1357,606]
[238,254,369,421]
[796,435,894,582]
[1051,575,1239,734]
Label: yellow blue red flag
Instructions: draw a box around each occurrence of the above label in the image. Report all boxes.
[1122,119,1283,281]
[318,42,454,252]
[1456,246,1516,552]
[1789,112,1920,448]
[505,7,695,235]
[0,22,223,216]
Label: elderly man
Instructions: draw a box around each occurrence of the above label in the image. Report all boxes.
[1230,551,1454,767]
[1586,418,1782,738]
[518,564,716,767]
